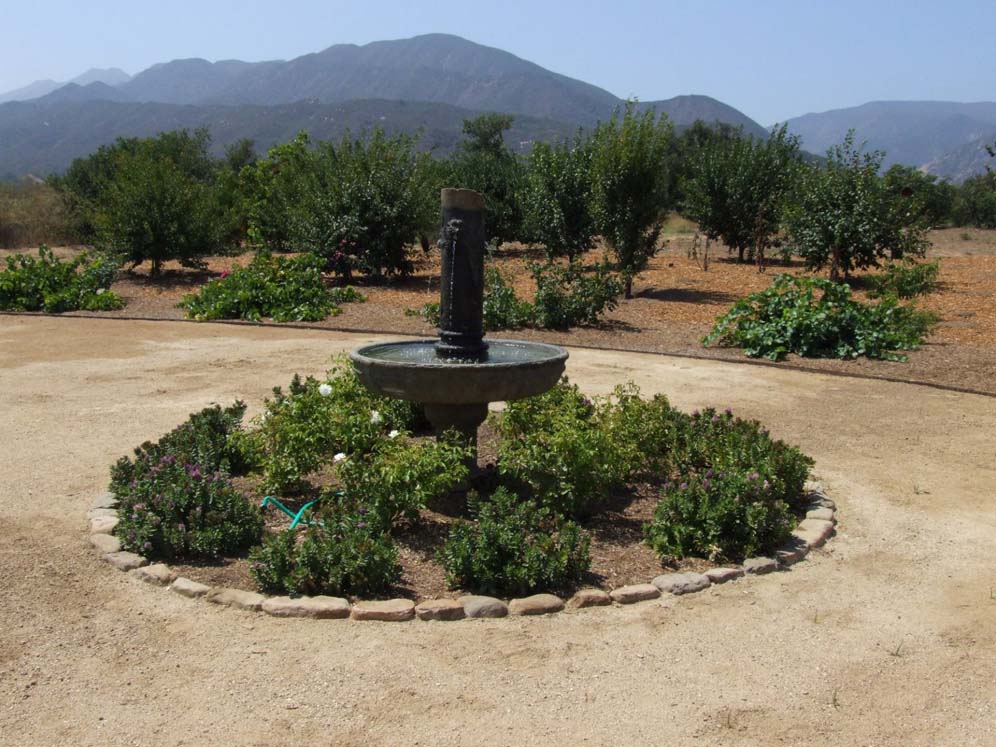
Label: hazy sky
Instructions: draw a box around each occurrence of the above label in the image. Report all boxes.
[3,0,994,124]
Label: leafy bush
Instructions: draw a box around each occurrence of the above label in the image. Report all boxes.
[785,132,929,281]
[407,263,620,331]
[530,260,622,329]
[110,402,253,495]
[179,252,361,322]
[643,470,795,562]
[482,266,534,329]
[110,402,261,559]
[598,384,685,479]
[869,260,940,299]
[114,456,263,560]
[438,487,591,596]
[251,360,425,493]
[335,435,469,530]
[497,380,626,516]
[703,274,937,361]
[0,246,122,312]
[952,172,996,229]
[291,129,438,278]
[249,510,400,596]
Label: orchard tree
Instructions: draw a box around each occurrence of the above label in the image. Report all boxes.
[882,164,955,228]
[242,132,315,252]
[589,103,674,298]
[521,132,595,261]
[785,132,928,281]
[683,125,803,268]
[293,128,437,278]
[447,113,524,246]
[96,148,221,276]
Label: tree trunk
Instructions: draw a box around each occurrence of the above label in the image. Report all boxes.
[624,276,633,299]
[829,247,841,283]
[738,246,745,263]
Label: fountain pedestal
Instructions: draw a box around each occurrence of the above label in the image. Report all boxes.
[350,188,568,473]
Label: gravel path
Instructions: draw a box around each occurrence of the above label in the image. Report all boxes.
[1,316,993,746]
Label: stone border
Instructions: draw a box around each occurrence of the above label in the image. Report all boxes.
[87,481,838,622]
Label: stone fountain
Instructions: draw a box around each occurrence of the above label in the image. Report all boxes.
[350,188,568,466]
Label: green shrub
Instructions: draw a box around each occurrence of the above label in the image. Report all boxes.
[109,402,261,559]
[249,510,400,596]
[0,246,123,312]
[406,263,620,331]
[703,274,937,361]
[497,380,626,516]
[252,360,425,494]
[869,260,940,299]
[109,402,252,496]
[114,456,263,560]
[530,260,622,329]
[482,266,534,329]
[598,384,685,479]
[643,470,795,563]
[335,435,470,530]
[179,252,358,322]
[438,487,591,596]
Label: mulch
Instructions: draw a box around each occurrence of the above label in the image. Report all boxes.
[8,227,994,395]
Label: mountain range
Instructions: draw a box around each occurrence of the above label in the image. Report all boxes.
[782,101,996,183]
[1,34,993,182]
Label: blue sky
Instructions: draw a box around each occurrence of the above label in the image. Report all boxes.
[3,0,994,124]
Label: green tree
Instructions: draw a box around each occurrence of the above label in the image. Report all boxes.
[447,113,524,245]
[785,132,928,281]
[589,103,675,298]
[683,125,803,268]
[293,128,437,278]
[242,133,315,252]
[952,172,996,228]
[96,148,221,276]
[521,132,595,261]
[882,164,955,228]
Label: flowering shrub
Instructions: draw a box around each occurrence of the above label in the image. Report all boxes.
[703,274,936,361]
[252,359,427,493]
[114,457,263,559]
[0,245,122,312]
[335,435,469,530]
[438,487,591,596]
[643,470,795,562]
[179,251,364,322]
[109,402,261,559]
[110,402,253,494]
[249,509,399,596]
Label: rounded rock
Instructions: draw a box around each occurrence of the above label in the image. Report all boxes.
[609,584,660,604]
[415,599,466,621]
[567,589,612,609]
[704,567,744,584]
[131,563,176,586]
[170,577,211,598]
[89,533,121,554]
[459,595,509,618]
[652,572,711,595]
[262,596,351,619]
[351,599,415,622]
[205,588,265,612]
[742,557,779,575]
[509,594,564,616]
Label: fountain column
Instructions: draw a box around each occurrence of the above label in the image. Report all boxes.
[435,188,489,361]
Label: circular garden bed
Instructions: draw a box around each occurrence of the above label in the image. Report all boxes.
[87,356,838,620]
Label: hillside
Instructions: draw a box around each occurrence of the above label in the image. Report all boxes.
[922,135,996,182]
[0,68,131,104]
[783,101,996,180]
[0,98,579,178]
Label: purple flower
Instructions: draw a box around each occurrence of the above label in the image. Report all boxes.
[724,408,733,417]
[679,482,689,491]
[357,521,367,529]
[177,523,186,533]
[692,409,700,418]
[711,414,721,424]
[705,469,713,479]
[763,480,771,490]
[702,479,712,491]
[142,541,152,551]
[747,472,760,482]
[358,507,368,515]
[187,466,202,479]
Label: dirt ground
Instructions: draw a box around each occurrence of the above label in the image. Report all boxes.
[6,225,996,395]
[1,316,993,746]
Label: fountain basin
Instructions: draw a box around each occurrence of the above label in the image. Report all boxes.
[350,339,568,405]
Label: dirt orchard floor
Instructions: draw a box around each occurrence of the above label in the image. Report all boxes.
[5,225,996,395]
[1,316,994,746]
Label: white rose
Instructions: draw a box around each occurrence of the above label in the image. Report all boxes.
[318,383,332,396]
[388,429,400,439]
[370,410,382,424]
[333,452,347,463]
